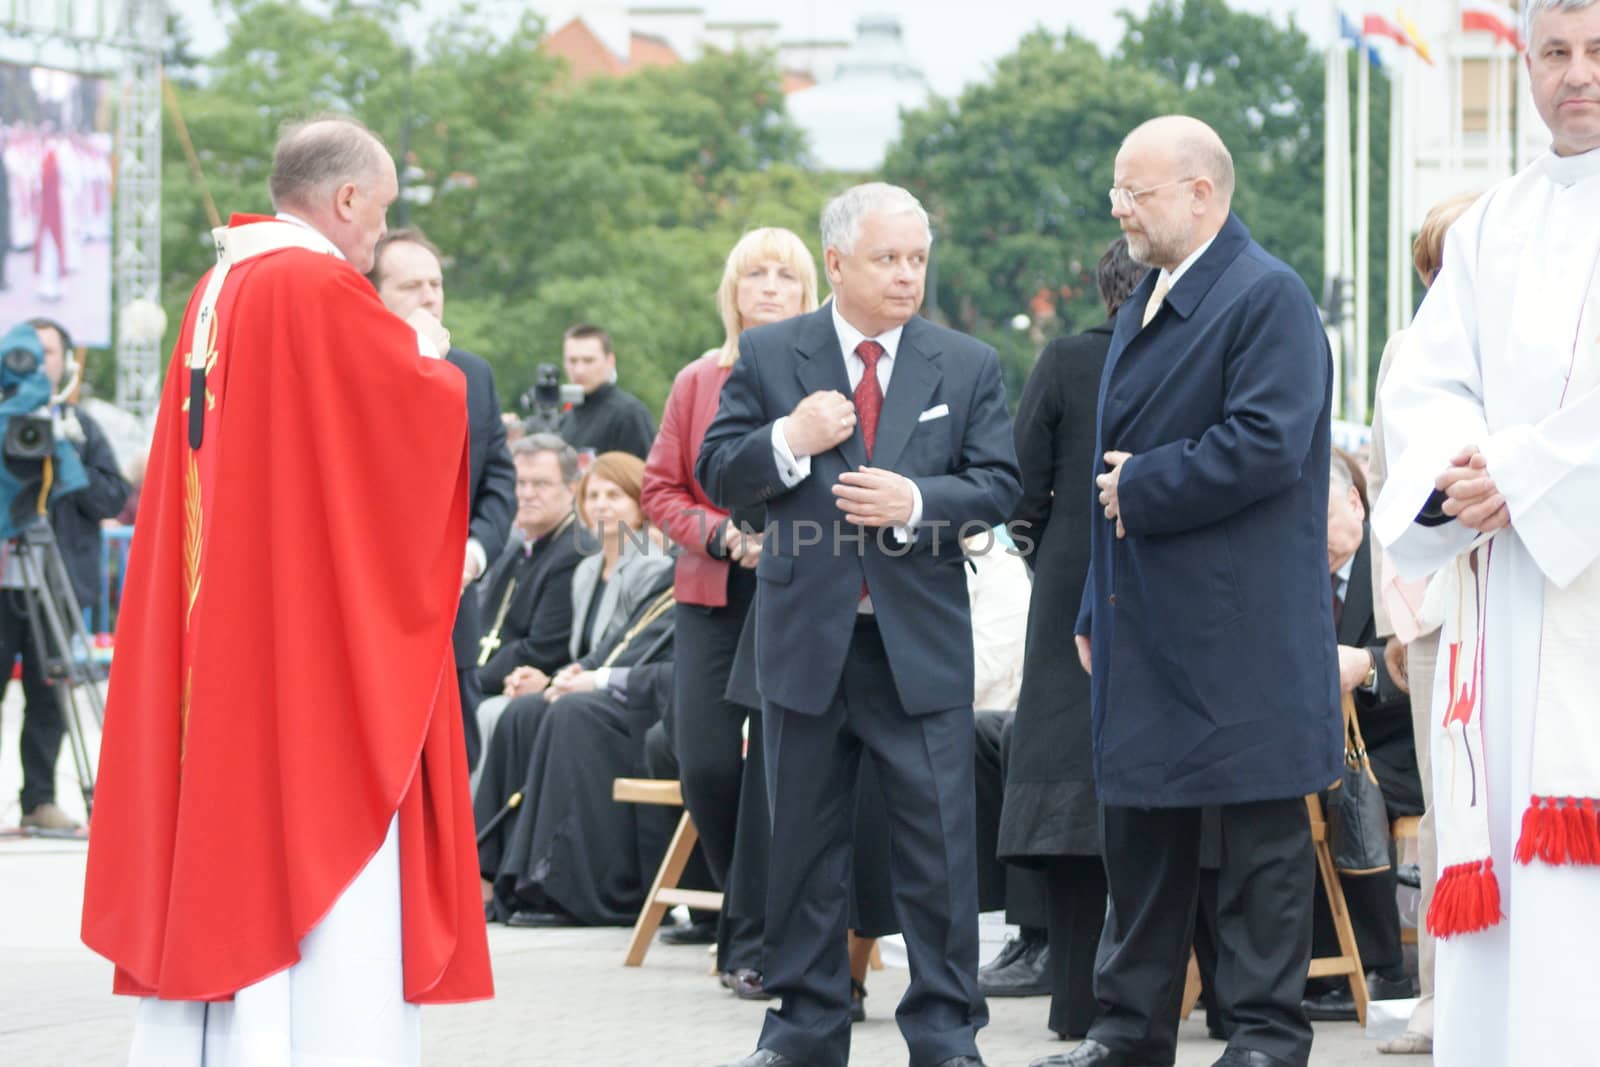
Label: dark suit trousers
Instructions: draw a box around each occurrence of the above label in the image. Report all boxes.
[1044,854,1108,1040]
[458,668,484,771]
[1089,800,1314,1067]
[759,617,986,1067]
[0,592,67,812]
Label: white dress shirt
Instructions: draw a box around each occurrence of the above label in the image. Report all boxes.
[1156,233,1218,293]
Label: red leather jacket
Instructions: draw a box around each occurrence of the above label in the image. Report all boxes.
[641,351,734,607]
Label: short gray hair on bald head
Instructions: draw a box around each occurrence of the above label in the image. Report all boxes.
[1524,0,1600,38]
[269,114,390,212]
[820,182,931,255]
[1177,129,1235,202]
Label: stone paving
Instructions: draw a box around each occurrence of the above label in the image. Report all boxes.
[0,689,1422,1066]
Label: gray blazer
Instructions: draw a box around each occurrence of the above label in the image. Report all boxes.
[568,535,675,663]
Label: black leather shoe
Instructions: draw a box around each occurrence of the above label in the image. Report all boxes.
[1029,1038,1161,1067]
[979,939,1050,997]
[715,1050,802,1067]
[931,1058,987,1067]
[1301,972,1416,1020]
[979,933,1035,975]
[504,908,581,928]
[658,917,717,945]
[1395,862,1422,889]
[1212,1050,1293,1067]
[721,968,774,1000]
[850,978,867,1023]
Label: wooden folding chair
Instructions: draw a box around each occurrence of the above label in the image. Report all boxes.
[1307,792,1369,1026]
[1178,792,1371,1027]
[612,778,724,967]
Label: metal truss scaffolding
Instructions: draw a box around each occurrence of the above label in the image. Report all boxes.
[2,0,166,418]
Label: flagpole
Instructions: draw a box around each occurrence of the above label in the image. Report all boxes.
[1387,60,1404,341]
[1355,46,1371,422]
[1324,12,1345,420]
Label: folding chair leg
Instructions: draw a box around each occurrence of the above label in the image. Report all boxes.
[1179,950,1203,1020]
[623,812,701,967]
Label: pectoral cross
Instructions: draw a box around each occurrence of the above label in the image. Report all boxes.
[477,630,503,667]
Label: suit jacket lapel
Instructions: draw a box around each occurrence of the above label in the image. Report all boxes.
[870,319,941,470]
[795,308,866,471]
[1339,531,1376,645]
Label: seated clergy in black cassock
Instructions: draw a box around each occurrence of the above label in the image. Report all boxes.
[475,560,677,926]
[474,437,589,695]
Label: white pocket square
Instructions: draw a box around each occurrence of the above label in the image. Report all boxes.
[917,404,950,423]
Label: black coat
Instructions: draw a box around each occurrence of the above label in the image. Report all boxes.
[999,322,1113,862]
[1077,213,1342,807]
[558,382,656,461]
[51,406,130,608]
[447,346,516,668]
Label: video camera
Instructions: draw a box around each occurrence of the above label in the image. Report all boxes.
[518,362,585,436]
[0,323,87,539]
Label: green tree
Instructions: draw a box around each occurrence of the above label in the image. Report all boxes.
[883,31,1180,392]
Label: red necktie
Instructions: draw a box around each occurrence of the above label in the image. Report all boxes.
[854,340,884,459]
[854,340,886,602]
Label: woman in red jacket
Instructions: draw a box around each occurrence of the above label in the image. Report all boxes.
[641,227,816,983]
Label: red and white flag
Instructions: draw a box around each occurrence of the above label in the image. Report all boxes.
[1461,1,1524,51]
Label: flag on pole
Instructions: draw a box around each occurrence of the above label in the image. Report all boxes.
[1461,1,1525,51]
[1339,11,1386,69]
[1363,14,1413,50]
[1395,8,1435,66]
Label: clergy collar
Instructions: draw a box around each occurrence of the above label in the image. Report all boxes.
[1536,144,1600,188]
[525,512,576,553]
[274,211,346,260]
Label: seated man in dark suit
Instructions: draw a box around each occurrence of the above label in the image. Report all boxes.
[1301,449,1423,1020]
[698,181,1020,1067]
[471,434,590,755]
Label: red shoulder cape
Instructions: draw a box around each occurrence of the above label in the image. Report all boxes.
[82,216,492,1003]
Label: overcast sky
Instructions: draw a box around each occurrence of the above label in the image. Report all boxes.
[170,0,1337,98]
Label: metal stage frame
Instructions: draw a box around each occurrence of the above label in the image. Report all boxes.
[2,0,166,418]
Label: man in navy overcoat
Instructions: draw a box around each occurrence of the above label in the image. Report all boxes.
[1048,117,1343,1067]
[698,182,1020,1067]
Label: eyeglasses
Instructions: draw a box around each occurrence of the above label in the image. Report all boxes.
[1108,177,1198,212]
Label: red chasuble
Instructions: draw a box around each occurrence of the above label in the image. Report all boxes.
[81,215,493,1004]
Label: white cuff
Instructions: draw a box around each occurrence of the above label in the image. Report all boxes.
[592,667,611,691]
[464,538,487,582]
[771,418,811,487]
[890,480,924,543]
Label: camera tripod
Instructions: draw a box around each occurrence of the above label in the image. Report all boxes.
[4,516,105,834]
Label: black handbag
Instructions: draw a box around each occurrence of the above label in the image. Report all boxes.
[1324,696,1393,876]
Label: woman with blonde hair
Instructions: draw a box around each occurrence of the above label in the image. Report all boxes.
[641,228,817,983]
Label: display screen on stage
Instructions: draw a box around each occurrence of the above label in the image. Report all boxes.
[0,62,115,348]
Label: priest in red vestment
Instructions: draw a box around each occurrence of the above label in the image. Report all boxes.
[81,116,492,1063]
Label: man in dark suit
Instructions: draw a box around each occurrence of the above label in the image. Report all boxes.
[1052,116,1343,1067]
[371,229,515,769]
[475,433,587,694]
[698,182,1020,1067]
[1300,451,1422,1020]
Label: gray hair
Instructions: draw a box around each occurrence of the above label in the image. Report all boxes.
[513,432,580,484]
[1524,0,1599,38]
[819,182,931,254]
[269,115,390,212]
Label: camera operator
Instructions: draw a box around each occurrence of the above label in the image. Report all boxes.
[557,324,655,461]
[1,318,128,831]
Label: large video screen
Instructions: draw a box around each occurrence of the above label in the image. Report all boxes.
[0,62,114,348]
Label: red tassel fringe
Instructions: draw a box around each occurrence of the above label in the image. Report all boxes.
[1426,859,1502,938]
[1515,795,1600,867]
